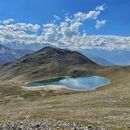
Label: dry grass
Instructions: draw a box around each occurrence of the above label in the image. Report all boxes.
[0,66,130,130]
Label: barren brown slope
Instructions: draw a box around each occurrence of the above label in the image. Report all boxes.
[0,47,130,129]
[0,47,101,82]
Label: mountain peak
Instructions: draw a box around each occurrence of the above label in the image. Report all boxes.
[31,47,98,65]
[0,47,99,81]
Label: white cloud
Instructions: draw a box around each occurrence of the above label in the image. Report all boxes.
[86,10,100,19]
[95,4,106,11]
[0,5,106,46]
[42,23,59,42]
[0,18,14,25]
[0,22,41,46]
[95,20,107,29]
[53,15,61,22]
[1,5,129,51]
[74,4,105,21]
[0,23,41,32]
[74,11,100,21]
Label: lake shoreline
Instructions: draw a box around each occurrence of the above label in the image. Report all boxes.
[22,76,110,91]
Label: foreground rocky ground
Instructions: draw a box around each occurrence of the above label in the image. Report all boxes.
[0,67,130,130]
[0,118,109,130]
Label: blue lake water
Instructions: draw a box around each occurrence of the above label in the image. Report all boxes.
[25,76,110,91]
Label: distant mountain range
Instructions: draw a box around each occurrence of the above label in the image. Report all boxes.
[3,42,55,51]
[83,53,114,66]
[1,35,130,51]
[0,43,115,67]
[79,49,130,66]
[0,44,33,64]
[1,40,130,66]
[0,47,100,81]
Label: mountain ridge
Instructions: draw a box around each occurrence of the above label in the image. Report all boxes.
[0,47,100,82]
[79,49,130,66]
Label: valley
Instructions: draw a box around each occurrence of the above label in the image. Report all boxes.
[0,47,130,129]
[0,1,130,129]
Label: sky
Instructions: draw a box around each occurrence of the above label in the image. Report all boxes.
[0,0,129,36]
[0,0,130,51]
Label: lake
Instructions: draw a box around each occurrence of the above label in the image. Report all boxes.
[25,76,110,91]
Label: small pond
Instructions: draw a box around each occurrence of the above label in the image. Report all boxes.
[25,76,110,91]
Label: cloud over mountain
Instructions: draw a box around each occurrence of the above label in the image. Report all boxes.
[0,18,14,25]
[0,4,130,51]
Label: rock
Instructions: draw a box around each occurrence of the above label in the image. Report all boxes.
[0,118,109,130]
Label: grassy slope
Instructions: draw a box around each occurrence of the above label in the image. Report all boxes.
[0,66,130,130]
[0,47,130,129]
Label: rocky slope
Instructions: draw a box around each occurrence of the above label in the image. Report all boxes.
[0,47,100,82]
[0,47,130,129]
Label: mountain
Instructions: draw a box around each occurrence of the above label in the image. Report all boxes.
[4,39,130,66]
[84,54,114,66]
[79,49,130,66]
[0,47,100,82]
[3,35,130,66]
[0,44,32,64]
